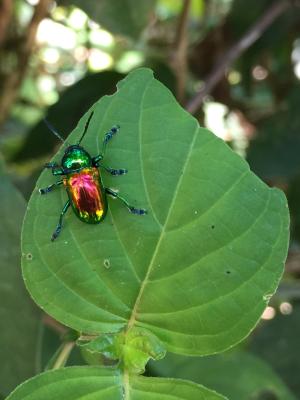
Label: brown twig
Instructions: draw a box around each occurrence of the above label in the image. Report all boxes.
[0,0,12,46]
[186,0,292,114]
[42,314,68,335]
[0,0,51,125]
[171,0,191,104]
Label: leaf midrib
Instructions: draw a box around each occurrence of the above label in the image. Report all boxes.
[95,90,144,284]
[126,116,199,332]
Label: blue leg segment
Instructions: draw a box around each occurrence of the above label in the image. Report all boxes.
[102,165,128,176]
[44,162,59,169]
[92,155,103,166]
[39,180,63,195]
[102,125,120,156]
[44,162,64,176]
[51,200,70,241]
[91,125,120,166]
[106,188,147,215]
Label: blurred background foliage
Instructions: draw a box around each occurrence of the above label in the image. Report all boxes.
[1,0,300,399]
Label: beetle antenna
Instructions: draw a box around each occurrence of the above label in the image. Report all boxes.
[44,118,65,143]
[77,111,94,145]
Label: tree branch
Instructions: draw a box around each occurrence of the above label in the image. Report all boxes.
[42,314,68,335]
[0,0,12,46]
[0,0,51,125]
[186,0,292,114]
[171,0,191,104]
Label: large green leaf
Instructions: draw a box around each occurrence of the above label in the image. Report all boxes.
[150,350,296,400]
[5,367,226,400]
[22,68,289,356]
[0,161,41,395]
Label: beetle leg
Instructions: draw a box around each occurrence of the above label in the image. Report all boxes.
[92,154,103,167]
[101,125,120,156]
[44,162,65,176]
[39,180,63,195]
[53,168,66,176]
[101,165,128,176]
[44,162,59,169]
[51,200,70,241]
[105,188,147,215]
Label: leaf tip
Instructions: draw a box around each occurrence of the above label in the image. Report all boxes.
[116,67,154,91]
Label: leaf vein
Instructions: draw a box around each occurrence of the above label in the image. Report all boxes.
[126,119,200,331]
[139,191,284,322]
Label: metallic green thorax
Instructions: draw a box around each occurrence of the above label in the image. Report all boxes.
[61,146,92,171]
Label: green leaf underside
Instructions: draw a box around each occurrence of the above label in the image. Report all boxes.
[22,68,289,355]
[0,163,41,395]
[151,350,296,400]
[6,367,226,400]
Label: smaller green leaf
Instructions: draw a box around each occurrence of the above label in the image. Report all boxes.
[120,327,166,373]
[78,327,166,374]
[80,347,108,366]
[5,366,227,400]
[77,334,116,358]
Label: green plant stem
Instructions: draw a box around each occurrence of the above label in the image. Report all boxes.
[122,370,130,400]
[52,342,75,370]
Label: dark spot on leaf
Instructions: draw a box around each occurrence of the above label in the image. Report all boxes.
[26,253,33,261]
[226,270,231,275]
[211,225,215,229]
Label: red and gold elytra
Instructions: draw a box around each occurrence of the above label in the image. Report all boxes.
[63,168,107,224]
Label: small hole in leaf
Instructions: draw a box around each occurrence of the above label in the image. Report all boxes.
[103,259,110,269]
[26,253,33,261]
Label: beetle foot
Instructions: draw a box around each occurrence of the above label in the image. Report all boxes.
[111,168,128,176]
[128,207,147,215]
[51,228,61,241]
[104,125,120,144]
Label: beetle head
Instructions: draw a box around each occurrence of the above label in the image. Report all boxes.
[62,145,92,171]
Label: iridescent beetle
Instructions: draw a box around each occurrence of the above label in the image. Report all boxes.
[39,112,147,241]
